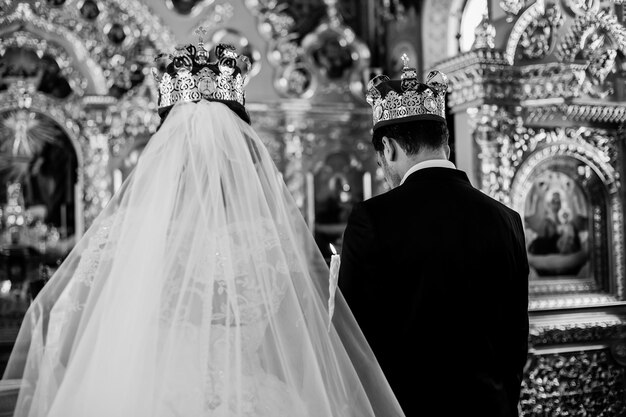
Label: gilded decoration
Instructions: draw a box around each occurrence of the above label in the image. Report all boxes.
[467,104,624,307]
[0,84,88,230]
[500,0,525,19]
[530,316,626,346]
[245,0,313,98]
[0,0,176,231]
[472,12,496,50]
[245,0,370,101]
[300,0,370,101]
[510,2,564,62]
[0,31,88,96]
[439,0,626,317]
[521,349,626,415]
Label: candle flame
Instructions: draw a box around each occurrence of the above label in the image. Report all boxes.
[329,244,337,255]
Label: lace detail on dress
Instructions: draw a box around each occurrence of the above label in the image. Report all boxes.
[73,215,116,287]
[159,218,291,329]
[158,218,305,416]
[44,213,119,360]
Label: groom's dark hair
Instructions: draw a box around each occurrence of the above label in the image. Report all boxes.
[372,120,449,155]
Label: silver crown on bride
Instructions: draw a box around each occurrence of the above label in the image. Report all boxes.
[366,54,449,131]
[152,26,251,122]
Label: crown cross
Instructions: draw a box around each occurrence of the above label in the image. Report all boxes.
[195,26,208,44]
[400,53,410,68]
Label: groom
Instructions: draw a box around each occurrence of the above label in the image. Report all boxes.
[338,64,529,417]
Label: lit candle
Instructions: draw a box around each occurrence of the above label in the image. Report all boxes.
[328,243,341,331]
[113,169,123,193]
[363,171,372,200]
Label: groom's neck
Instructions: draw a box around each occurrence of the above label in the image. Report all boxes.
[398,148,449,177]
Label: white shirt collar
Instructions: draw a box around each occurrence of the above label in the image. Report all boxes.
[400,159,456,185]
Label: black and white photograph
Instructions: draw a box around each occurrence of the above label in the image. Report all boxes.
[0,0,625,416]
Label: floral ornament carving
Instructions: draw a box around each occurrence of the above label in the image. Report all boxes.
[499,0,525,20]
[481,114,626,306]
[0,0,175,97]
[521,350,626,416]
[106,84,160,156]
[472,12,496,50]
[245,0,312,98]
[246,0,369,101]
[0,31,87,96]
[556,8,626,97]
[468,105,620,206]
[530,320,626,346]
[562,0,600,16]
[516,2,564,61]
[0,86,115,232]
[518,63,586,100]
[468,106,525,205]
[301,0,370,101]
[0,0,177,228]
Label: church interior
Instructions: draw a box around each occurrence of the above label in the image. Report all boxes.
[0,0,626,414]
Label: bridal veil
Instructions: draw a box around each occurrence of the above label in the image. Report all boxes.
[4,101,404,417]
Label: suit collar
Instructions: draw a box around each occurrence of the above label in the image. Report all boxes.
[400,160,456,185]
[402,166,471,186]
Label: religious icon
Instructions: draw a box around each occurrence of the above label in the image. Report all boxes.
[523,169,590,278]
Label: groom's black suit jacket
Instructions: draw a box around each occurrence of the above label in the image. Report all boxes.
[339,167,529,417]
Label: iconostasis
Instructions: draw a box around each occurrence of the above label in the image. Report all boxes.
[437,0,626,414]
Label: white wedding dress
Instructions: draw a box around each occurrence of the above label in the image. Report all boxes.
[4,101,404,417]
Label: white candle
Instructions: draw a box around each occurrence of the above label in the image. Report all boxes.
[113,169,123,193]
[328,243,341,331]
[363,171,372,200]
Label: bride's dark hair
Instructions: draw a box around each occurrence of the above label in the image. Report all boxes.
[157,99,250,130]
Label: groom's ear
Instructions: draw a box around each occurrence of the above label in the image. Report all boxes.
[381,136,397,161]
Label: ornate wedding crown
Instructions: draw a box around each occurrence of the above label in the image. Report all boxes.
[152,29,251,123]
[366,54,448,131]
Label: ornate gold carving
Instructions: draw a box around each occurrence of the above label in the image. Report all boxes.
[247,0,369,101]
[0,0,175,96]
[472,12,495,50]
[562,0,601,16]
[518,63,586,100]
[0,87,91,232]
[245,0,312,98]
[521,349,626,415]
[529,278,600,295]
[0,31,87,96]
[505,1,564,64]
[0,0,175,229]
[530,320,626,346]
[558,9,626,61]
[468,105,624,307]
[439,50,513,109]
[499,0,525,18]
[301,0,370,102]
[441,57,625,111]
[525,103,626,124]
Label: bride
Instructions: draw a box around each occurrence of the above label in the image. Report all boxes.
[3,42,404,417]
